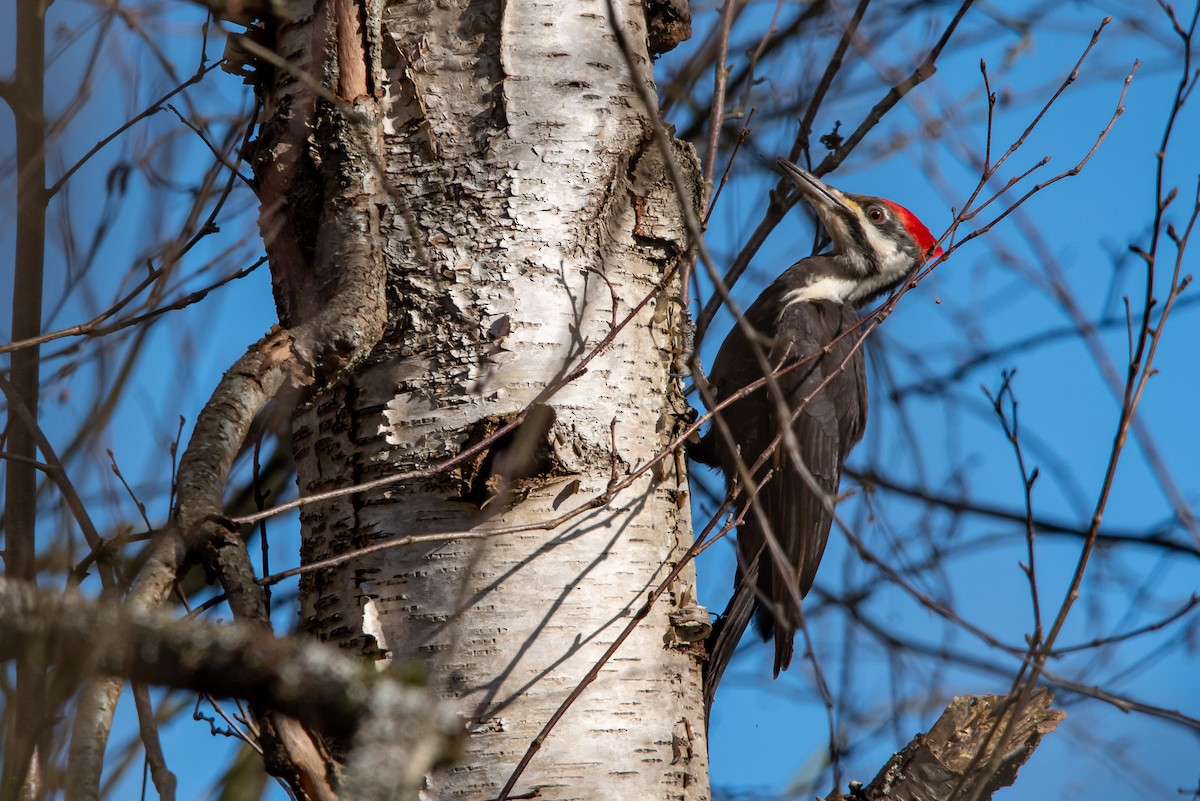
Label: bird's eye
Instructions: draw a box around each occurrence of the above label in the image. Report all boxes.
[868,207,885,223]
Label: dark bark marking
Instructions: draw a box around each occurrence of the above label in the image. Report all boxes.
[644,0,692,56]
[450,404,570,509]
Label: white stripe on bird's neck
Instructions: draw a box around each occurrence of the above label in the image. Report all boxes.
[778,262,906,314]
[780,276,858,306]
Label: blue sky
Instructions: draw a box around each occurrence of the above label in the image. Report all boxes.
[683,3,1199,799]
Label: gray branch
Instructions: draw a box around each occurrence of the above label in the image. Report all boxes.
[823,690,1062,801]
[0,578,462,801]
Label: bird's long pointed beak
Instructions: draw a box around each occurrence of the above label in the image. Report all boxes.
[774,159,857,219]
[774,159,866,258]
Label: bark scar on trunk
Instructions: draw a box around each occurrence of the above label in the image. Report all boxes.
[451,404,573,509]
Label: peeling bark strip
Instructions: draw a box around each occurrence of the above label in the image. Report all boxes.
[333,0,369,99]
[251,0,388,386]
[279,0,708,798]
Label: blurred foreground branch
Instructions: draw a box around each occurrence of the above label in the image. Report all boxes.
[0,577,464,801]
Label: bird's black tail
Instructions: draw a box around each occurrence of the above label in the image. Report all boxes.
[702,553,759,719]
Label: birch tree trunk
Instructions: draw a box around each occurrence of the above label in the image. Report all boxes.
[256,0,709,798]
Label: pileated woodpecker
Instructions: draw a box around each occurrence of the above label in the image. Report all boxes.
[697,159,941,706]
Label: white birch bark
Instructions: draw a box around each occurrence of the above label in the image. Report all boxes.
[284,1,709,798]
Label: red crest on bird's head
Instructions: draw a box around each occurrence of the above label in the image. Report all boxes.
[882,200,943,260]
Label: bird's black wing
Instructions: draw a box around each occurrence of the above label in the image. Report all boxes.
[699,296,867,705]
[699,296,783,708]
[753,299,863,675]
[702,299,867,691]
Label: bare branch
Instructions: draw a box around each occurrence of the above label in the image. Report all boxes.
[822,691,1063,801]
